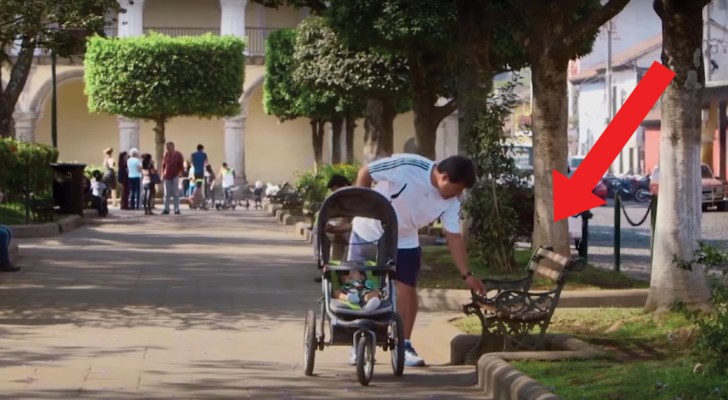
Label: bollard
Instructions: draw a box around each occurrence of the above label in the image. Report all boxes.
[649,194,658,270]
[614,194,621,272]
[578,210,593,261]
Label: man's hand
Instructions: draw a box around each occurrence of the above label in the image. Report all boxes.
[464,274,485,295]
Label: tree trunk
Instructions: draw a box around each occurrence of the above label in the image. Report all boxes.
[310,119,325,171]
[645,0,712,313]
[0,97,15,138]
[345,115,356,163]
[363,97,396,163]
[408,50,440,160]
[0,37,36,139]
[531,57,571,257]
[330,116,343,164]
[455,0,492,155]
[153,116,166,170]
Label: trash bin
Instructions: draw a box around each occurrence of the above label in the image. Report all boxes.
[51,163,87,215]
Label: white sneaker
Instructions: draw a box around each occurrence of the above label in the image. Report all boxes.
[404,340,425,367]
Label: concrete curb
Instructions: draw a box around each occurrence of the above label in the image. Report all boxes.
[476,334,608,400]
[6,215,86,238]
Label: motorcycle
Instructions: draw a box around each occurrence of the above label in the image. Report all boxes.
[600,174,651,203]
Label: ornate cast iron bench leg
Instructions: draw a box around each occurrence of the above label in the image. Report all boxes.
[463,302,488,364]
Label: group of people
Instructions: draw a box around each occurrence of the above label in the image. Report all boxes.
[98,143,238,215]
[316,153,485,368]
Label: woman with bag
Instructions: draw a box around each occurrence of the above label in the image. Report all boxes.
[141,153,161,215]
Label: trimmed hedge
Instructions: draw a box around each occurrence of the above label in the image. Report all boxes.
[0,139,59,197]
[295,163,359,206]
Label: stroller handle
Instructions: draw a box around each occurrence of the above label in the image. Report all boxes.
[323,262,396,273]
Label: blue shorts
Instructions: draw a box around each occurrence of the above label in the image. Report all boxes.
[347,232,422,287]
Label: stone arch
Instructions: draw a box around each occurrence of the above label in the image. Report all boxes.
[241,73,265,116]
[29,67,85,114]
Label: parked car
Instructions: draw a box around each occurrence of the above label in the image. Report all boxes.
[650,164,727,211]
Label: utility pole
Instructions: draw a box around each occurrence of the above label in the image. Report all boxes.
[704,3,712,82]
[605,19,614,173]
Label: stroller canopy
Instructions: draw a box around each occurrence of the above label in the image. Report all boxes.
[316,186,398,267]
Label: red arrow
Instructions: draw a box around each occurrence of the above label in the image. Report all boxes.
[553,61,675,222]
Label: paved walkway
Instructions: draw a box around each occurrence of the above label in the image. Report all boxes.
[1,210,478,399]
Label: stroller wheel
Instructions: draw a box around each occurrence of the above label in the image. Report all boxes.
[303,310,316,376]
[356,335,374,386]
[390,313,405,377]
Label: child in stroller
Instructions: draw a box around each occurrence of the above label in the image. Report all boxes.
[304,186,405,386]
[333,269,382,312]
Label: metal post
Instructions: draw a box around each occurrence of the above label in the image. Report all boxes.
[578,210,593,261]
[51,49,58,149]
[649,194,658,270]
[24,158,31,224]
[614,194,621,272]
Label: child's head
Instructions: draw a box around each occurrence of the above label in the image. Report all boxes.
[342,269,365,282]
[92,170,103,181]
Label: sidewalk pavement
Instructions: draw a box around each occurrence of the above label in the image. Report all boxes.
[1,209,479,399]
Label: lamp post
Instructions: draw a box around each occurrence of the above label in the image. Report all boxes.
[51,48,58,148]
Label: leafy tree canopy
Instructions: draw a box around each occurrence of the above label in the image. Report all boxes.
[292,17,409,99]
[0,0,121,61]
[263,28,340,121]
[84,33,245,120]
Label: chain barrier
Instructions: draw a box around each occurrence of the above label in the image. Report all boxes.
[618,196,653,227]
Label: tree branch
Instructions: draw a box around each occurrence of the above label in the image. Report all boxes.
[434,98,457,122]
[5,36,36,107]
[562,0,630,55]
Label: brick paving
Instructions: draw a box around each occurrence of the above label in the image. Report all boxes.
[1,209,478,399]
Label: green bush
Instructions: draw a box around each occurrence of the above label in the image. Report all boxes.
[461,74,533,272]
[674,242,728,374]
[294,163,359,207]
[0,138,59,199]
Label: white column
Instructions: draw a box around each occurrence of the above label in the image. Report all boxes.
[340,120,347,163]
[118,116,140,152]
[14,112,38,142]
[225,114,246,182]
[117,0,145,37]
[220,0,247,38]
[435,121,446,161]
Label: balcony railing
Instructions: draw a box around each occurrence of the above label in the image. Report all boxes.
[101,27,277,56]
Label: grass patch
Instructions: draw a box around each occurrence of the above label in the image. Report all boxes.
[512,358,726,400]
[0,204,28,224]
[456,308,721,400]
[420,245,648,290]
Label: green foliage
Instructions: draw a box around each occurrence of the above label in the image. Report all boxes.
[263,28,340,121]
[84,33,245,120]
[674,242,728,374]
[0,138,59,198]
[293,17,409,98]
[461,74,533,271]
[294,163,359,206]
[325,0,456,52]
[0,0,121,59]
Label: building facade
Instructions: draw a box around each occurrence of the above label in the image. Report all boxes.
[8,0,459,183]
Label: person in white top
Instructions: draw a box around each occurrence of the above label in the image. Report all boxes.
[347,153,485,367]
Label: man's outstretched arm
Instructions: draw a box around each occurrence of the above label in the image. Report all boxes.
[445,231,485,294]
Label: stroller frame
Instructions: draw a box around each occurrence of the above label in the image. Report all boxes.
[304,187,405,386]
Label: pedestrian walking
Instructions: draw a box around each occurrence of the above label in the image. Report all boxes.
[161,142,184,215]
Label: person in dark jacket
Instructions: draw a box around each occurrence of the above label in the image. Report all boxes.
[118,151,130,210]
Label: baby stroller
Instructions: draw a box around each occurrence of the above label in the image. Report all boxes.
[304,187,404,386]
